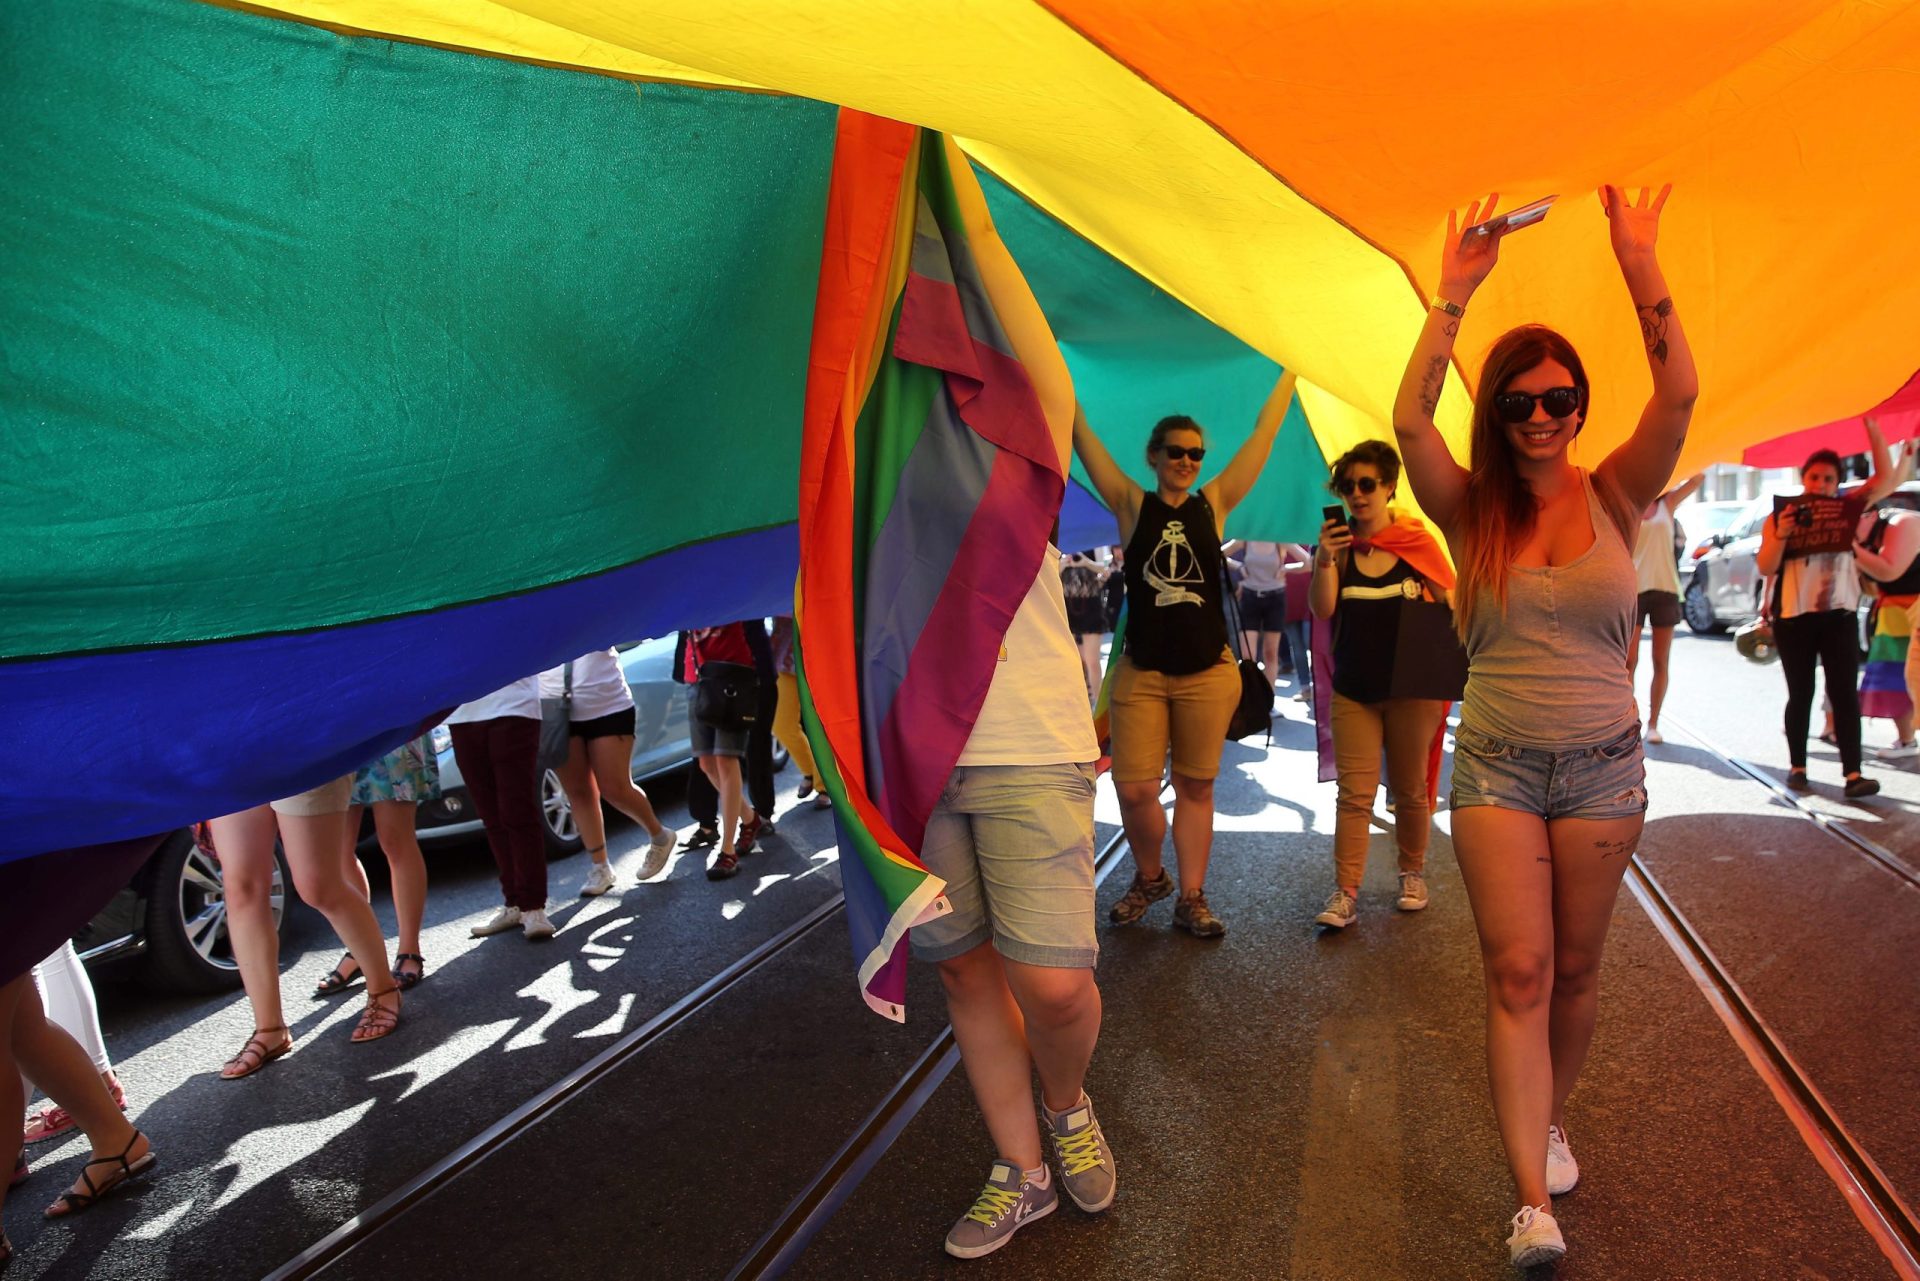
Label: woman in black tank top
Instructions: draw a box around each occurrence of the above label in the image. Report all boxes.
[1070,372,1297,939]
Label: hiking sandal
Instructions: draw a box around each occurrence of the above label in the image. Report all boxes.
[393,952,426,991]
[314,953,361,997]
[220,1026,292,1079]
[42,1131,156,1219]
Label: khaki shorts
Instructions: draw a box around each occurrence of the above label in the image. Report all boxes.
[1108,651,1241,784]
[270,773,355,817]
[911,762,1099,969]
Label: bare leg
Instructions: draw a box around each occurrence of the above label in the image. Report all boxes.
[555,736,607,863]
[1115,779,1168,882]
[1001,959,1100,1114]
[1261,631,1283,696]
[1077,634,1103,702]
[701,756,745,853]
[939,944,1041,1169]
[1646,625,1674,731]
[210,806,286,1041]
[372,801,428,960]
[1894,711,1916,746]
[1547,815,1642,1126]
[1451,805,1557,1210]
[588,735,667,837]
[339,804,373,904]
[1168,771,1216,894]
[279,810,398,1035]
[11,982,146,1209]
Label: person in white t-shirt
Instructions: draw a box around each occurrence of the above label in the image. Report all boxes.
[918,547,1117,1260]
[541,650,677,899]
[1628,473,1703,744]
[449,677,556,940]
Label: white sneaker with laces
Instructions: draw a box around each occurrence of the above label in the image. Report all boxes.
[636,828,676,881]
[522,909,556,940]
[1546,1124,1579,1195]
[579,862,616,898]
[1396,873,1429,912]
[1878,739,1920,761]
[1506,1203,1566,1268]
[470,906,522,938]
[1315,889,1358,929]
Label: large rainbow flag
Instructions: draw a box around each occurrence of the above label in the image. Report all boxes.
[793,118,1075,1020]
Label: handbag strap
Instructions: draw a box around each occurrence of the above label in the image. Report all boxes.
[562,660,574,704]
[1219,552,1249,652]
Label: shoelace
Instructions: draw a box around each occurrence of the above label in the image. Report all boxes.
[963,1182,1021,1226]
[1510,1203,1552,1233]
[1053,1125,1105,1176]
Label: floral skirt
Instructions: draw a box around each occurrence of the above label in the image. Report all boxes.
[349,734,443,805]
[1861,595,1915,721]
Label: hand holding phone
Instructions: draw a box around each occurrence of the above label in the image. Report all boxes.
[1465,194,1556,239]
[1318,505,1352,561]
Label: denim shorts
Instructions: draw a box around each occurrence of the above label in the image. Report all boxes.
[1239,587,1288,632]
[1449,723,1647,821]
[911,761,1099,969]
[690,716,748,759]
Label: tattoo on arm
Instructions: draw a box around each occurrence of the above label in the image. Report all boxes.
[1417,353,1448,417]
[1638,296,1673,366]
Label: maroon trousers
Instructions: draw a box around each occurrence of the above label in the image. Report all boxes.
[449,717,547,911]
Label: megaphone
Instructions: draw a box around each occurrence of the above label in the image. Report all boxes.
[1734,619,1778,665]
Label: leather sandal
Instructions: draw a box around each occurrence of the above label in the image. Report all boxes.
[393,952,426,991]
[351,986,402,1043]
[221,1026,292,1079]
[43,1130,156,1219]
[314,952,361,997]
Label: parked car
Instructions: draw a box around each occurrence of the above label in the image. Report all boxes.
[415,635,785,857]
[1674,500,1750,588]
[1683,481,1920,636]
[76,826,290,994]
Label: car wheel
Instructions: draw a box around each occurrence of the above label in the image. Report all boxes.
[540,767,585,859]
[141,828,289,994]
[1683,576,1723,634]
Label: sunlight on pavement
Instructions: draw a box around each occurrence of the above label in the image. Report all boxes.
[371,1018,517,1100]
[752,873,791,895]
[507,963,600,1051]
[125,1198,195,1242]
[721,900,746,920]
[579,992,635,1039]
[211,1099,375,1209]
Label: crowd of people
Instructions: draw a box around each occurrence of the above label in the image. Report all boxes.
[6,185,1916,1275]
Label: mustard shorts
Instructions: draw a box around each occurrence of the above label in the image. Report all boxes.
[1108,651,1241,784]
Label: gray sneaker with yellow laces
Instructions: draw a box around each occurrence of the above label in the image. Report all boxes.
[1044,1093,1116,1212]
[944,1160,1057,1259]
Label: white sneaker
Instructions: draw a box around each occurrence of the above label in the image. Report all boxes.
[470,906,522,938]
[636,829,676,881]
[1506,1203,1566,1268]
[1395,873,1429,912]
[578,862,616,898]
[1546,1124,1579,1195]
[1315,889,1358,929]
[1877,739,1920,761]
[1645,725,1665,745]
[522,909,555,940]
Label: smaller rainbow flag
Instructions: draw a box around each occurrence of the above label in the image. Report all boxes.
[795,113,1072,1020]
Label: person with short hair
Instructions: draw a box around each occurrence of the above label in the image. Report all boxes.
[1071,373,1298,938]
[1393,186,1697,1268]
[1756,419,1896,797]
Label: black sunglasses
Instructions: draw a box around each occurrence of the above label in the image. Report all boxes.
[1494,386,1584,423]
[1158,444,1206,461]
[1334,476,1382,497]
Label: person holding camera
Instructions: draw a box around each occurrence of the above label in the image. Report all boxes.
[1756,420,1895,797]
[1070,372,1297,939]
[1307,440,1453,929]
[1393,187,1697,1269]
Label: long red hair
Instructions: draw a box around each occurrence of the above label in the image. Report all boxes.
[1453,325,1589,640]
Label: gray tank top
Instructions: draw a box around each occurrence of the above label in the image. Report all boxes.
[1460,470,1638,748]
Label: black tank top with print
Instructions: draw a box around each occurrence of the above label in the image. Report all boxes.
[1123,491,1228,675]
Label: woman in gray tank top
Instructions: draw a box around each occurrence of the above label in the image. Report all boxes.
[1391,188,1698,1271]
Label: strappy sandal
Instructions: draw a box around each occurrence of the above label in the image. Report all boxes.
[314,952,361,997]
[42,1130,156,1219]
[351,986,402,1044]
[393,952,426,991]
[221,1026,292,1079]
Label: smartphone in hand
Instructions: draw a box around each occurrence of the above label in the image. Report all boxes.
[1466,194,1556,238]
[1322,504,1349,532]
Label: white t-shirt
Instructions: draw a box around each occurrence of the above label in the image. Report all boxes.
[959,546,1102,767]
[539,649,636,720]
[447,676,542,723]
[1633,500,1682,596]
[1775,493,1868,619]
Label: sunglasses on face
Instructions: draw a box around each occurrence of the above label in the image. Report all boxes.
[1493,386,1584,424]
[1158,445,1206,462]
[1334,476,1382,497]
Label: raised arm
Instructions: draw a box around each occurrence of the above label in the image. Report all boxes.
[1071,402,1143,537]
[1206,370,1298,519]
[1394,197,1514,534]
[1595,185,1699,512]
[1659,472,1706,511]
[1854,416,1899,507]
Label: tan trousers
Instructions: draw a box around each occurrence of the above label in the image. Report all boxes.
[1330,692,1447,890]
[773,672,819,786]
